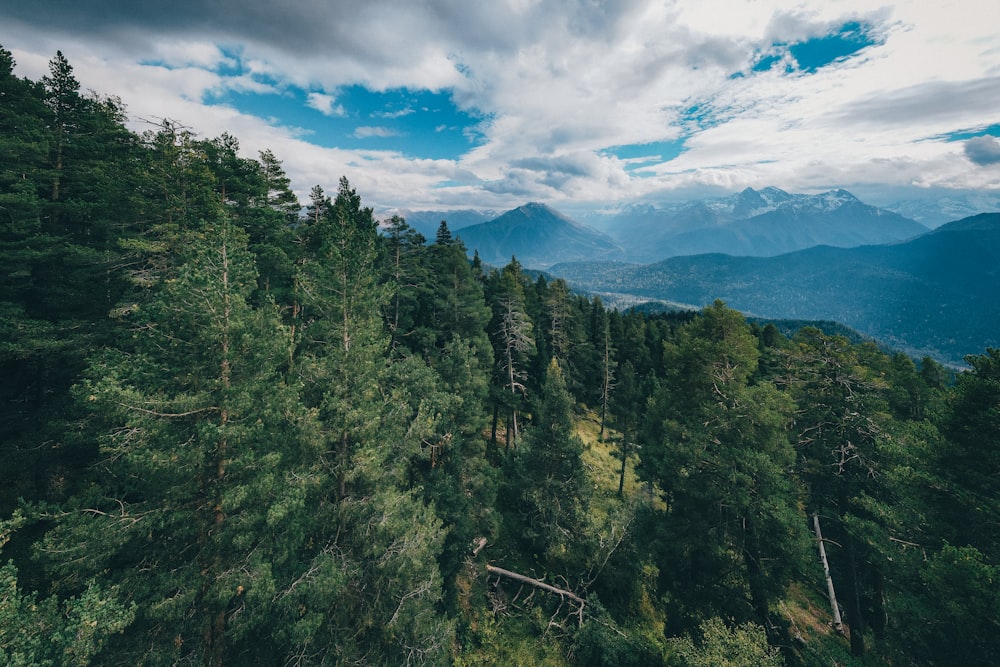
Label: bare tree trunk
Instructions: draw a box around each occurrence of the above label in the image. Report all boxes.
[599,326,612,440]
[617,431,628,498]
[813,512,844,633]
[486,565,585,605]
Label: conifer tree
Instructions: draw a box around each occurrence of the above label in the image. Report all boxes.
[639,302,809,634]
[41,50,80,208]
[381,214,429,352]
[513,358,589,571]
[786,328,890,656]
[290,177,454,663]
[488,258,535,451]
[38,218,321,665]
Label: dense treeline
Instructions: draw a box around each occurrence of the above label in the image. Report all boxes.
[2,47,999,666]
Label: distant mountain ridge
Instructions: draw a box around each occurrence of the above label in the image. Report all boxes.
[549,213,1000,365]
[381,208,498,239]
[455,202,624,268]
[881,192,1000,228]
[595,187,928,262]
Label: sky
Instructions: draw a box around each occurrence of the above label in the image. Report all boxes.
[2,0,999,214]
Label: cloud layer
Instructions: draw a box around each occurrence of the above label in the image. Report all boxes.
[2,0,999,210]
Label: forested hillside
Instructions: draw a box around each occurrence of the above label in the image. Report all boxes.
[550,215,1000,365]
[3,47,999,666]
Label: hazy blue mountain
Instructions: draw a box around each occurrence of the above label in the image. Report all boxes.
[382,208,498,238]
[597,187,927,262]
[881,192,1000,228]
[455,202,625,269]
[549,213,1000,365]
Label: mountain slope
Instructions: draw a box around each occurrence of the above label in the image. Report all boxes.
[383,208,497,239]
[600,187,927,262]
[550,213,1000,364]
[456,202,624,268]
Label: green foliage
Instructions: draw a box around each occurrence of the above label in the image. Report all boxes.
[1,513,134,666]
[639,302,810,631]
[508,359,590,570]
[4,47,1000,666]
[38,219,320,664]
[667,618,783,667]
[891,545,1000,665]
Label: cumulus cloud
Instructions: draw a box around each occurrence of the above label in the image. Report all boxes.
[2,0,999,209]
[305,92,345,116]
[964,135,1000,166]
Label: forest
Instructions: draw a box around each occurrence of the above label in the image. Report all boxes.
[2,47,999,666]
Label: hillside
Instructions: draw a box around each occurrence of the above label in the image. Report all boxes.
[551,213,1000,364]
[455,202,625,268]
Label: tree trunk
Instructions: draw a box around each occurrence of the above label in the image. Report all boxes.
[617,430,628,498]
[812,512,844,633]
[838,485,865,656]
[844,533,866,656]
[743,517,775,639]
[486,565,585,605]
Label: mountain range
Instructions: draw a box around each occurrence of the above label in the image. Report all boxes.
[589,187,928,262]
[428,187,929,266]
[548,213,1000,365]
[880,191,1000,228]
[391,189,998,364]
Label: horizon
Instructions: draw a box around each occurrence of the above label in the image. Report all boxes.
[3,1,999,213]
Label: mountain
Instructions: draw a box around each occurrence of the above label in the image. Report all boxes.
[381,208,498,239]
[597,187,928,262]
[549,213,1000,365]
[881,192,1000,228]
[455,202,625,269]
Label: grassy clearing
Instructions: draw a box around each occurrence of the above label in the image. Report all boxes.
[574,407,643,497]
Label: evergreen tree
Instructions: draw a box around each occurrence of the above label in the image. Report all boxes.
[435,219,453,245]
[1,512,135,665]
[639,302,809,635]
[381,214,429,353]
[787,328,891,656]
[38,218,321,665]
[933,348,1000,560]
[488,258,536,451]
[290,177,454,663]
[512,359,589,571]
[246,149,299,305]
[41,50,80,209]
[0,46,135,516]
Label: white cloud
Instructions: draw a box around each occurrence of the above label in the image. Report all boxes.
[2,0,999,210]
[353,126,399,138]
[305,92,345,116]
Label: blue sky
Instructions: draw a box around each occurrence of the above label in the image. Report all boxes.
[212,83,488,159]
[2,1,998,212]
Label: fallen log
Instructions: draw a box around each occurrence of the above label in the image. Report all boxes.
[485,565,585,606]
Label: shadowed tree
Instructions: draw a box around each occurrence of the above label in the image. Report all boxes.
[639,302,810,636]
[37,218,322,665]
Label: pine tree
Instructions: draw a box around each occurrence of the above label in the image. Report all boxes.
[639,302,809,634]
[1,46,136,516]
[514,358,589,570]
[41,50,80,209]
[381,214,429,352]
[786,328,890,656]
[38,218,322,665]
[289,177,454,663]
[488,258,535,451]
